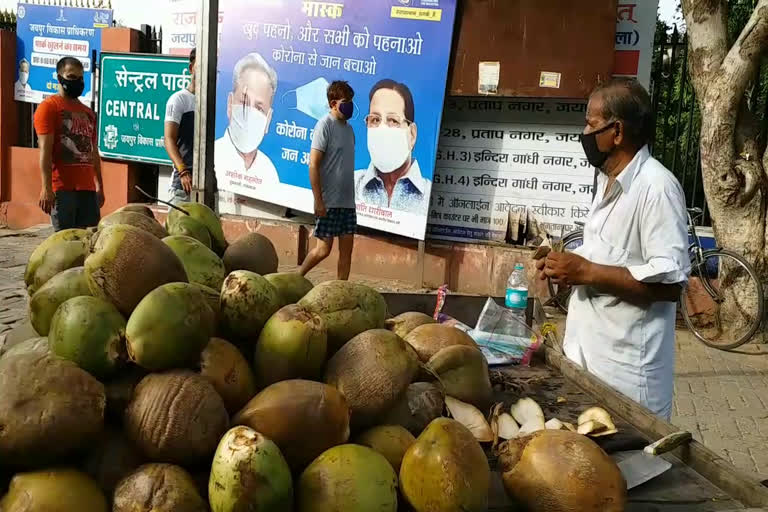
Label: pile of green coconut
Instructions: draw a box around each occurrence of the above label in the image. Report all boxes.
[0,202,626,512]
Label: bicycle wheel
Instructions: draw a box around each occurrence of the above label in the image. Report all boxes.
[546,230,584,314]
[680,249,765,350]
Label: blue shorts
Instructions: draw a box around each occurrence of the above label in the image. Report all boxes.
[313,208,357,239]
[51,190,100,231]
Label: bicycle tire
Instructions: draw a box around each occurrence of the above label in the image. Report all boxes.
[680,249,765,350]
[546,230,584,314]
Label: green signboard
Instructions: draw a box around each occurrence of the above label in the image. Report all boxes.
[98,52,191,164]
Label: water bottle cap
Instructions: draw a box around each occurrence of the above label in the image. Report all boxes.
[514,263,524,270]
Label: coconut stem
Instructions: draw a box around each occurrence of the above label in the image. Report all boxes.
[134,186,190,216]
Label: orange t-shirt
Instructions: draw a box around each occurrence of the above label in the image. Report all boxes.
[33,95,98,192]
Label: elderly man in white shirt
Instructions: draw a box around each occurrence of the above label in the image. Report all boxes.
[537,78,690,420]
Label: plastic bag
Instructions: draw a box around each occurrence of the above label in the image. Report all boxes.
[469,298,540,366]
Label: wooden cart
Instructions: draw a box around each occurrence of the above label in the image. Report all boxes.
[383,292,768,512]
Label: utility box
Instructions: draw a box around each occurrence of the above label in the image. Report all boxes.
[448,0,618,98]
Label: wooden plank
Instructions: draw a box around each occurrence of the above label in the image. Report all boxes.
[192,0,218,209]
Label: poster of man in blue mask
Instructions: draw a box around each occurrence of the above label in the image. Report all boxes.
[214,0,457,240]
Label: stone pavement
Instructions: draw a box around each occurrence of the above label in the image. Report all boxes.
[3,225,768,479]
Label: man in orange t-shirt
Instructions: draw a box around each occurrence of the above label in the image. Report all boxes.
[34,56,104,231]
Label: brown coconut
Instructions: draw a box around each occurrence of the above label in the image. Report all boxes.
[104,366,149,423]
[498,429,626,512]
[198,337,257,414]
[222,232,279,275]
[0,352,105,468]
[98,210,167,238]
[113,463,207,512]
[324,329,420,430]
[124,371,229,465]
[404,323,479,362]
[385,311,435,338]
[83,428,145,498]
[379,382,446,436]
[353,425,415,473]
[426,345,492,409]
[233,379,350,472]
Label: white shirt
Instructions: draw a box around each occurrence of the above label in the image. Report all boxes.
[214,129,279,191]
[15,80,31,99]
[563,145,690,420]
[354,159,431,215]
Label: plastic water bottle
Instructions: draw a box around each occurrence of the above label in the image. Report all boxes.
[505,263,528,336]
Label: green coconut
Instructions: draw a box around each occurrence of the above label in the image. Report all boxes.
[0,469,107,512]
[24,228,90,295]
[48,295,126,378]
[85,224,187,316]
[0,352,105,467]
[324,329,419,430]
[126,282,215,371]
[233,380,350,472]
[29,266,91,336]
[264,272,314,306]
[124,371,229,465]
[199,338,256,414]
[255,304,327,388]
[298,280,388,354]
[209,426,294,512]
[353,425,415,473]
[114,203,155,219]
[222,232,278,275]
[98,210,168,238]
[426,345,493,409]
[400,418,490,512]
[190,282,221,318]
[163,234,226,290]
[220,270,281,343]
[385,311,436,338]
[297,444,398,512]
[166,214,213,249]
[167,202,227,255]
[113,464,207,512]
[0,337,49,360]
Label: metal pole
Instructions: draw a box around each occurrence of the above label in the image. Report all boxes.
[192,0,218,208]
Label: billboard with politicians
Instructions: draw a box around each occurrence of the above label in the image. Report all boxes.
[214,0,458,240]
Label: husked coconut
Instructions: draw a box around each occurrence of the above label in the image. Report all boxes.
[400,418,490,512]
[255,304,327,387]
[220,270,281,342]
[379,382,445,436]
[113,463,207,512]
[324,329,419,430]
[233,379,350,472]
[404,323,478,362]
[84,428,145,498]
[498,429,626,512]
[167,202,228,255]
[385,311,435,338]
[353,425,415,473]
[98,210,168,238]
[299,280,388,353]
[0,469,107,512]
[425,344,492,409]
[223,232,279,275]
[25,228,90,295]
[124,371,229,465]
[297,444,397,512]
[198,337,256,414]
[264,272,314,306]
[209,426,293,512]
[0,337,49,360]
[85,224,187,315]
[29,266,91,336]
[0,353,105,468]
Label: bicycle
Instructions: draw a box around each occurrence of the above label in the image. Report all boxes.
[545,207,765,351]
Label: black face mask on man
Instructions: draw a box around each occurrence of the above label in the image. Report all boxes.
[58,75,85,99]
[579,122,617,168]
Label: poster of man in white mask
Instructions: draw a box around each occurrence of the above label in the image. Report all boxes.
[214,52,279,187]
[14,58,32,101]
[355,79,430,217]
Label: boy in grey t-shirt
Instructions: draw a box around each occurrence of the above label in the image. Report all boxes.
[299,80,357,280]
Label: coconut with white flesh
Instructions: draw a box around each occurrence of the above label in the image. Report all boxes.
[577,406,618,437]
[445,396,493,443]
[511,398,544,425]
[545,418,565,430]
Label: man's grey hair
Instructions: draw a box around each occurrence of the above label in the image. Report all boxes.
[590,78,654,149]
[19,58,29,67]
[232,52,278,99]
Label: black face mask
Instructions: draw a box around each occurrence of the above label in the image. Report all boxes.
[579,122,617,168]
[58,75,85,98]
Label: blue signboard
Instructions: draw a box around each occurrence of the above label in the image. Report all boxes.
[214,0,458,240]
[15,2,112,104]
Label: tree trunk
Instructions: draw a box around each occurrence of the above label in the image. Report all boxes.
[682,0,768,341]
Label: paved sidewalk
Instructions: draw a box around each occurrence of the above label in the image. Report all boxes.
[2,225,768,479]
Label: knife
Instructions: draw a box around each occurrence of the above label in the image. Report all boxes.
[613,431,692,490]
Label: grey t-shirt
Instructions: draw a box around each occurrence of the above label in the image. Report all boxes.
[311,114,355,209]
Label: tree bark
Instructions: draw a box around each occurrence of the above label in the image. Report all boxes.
[682,0,768,341]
